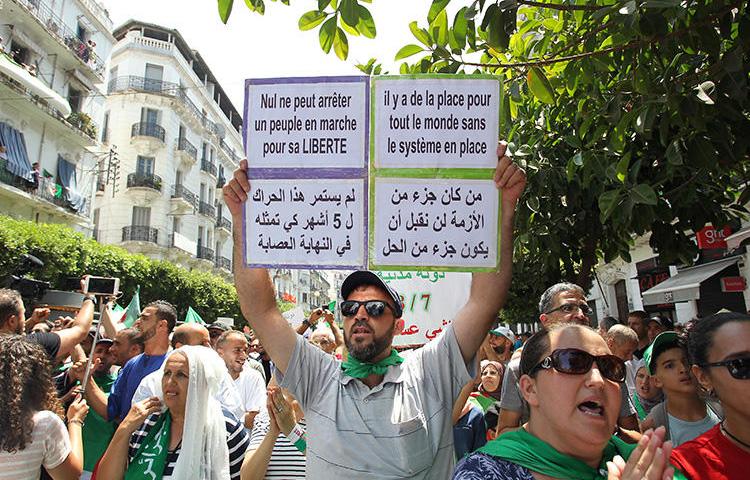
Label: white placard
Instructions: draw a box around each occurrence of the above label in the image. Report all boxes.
[372,178,499,269]
[372,77,500,169]
[244,179,366,267]
[376,271,471,346]
[245,80,368,169]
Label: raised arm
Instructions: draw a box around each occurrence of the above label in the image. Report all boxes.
[223,160,298,374]
[452,143,526,364]
[55,296,95,361]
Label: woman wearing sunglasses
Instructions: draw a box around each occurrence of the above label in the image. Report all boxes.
[453,323,678,480]
[670,312,750,479]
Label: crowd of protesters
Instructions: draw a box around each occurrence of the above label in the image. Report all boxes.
[0,147,746,479]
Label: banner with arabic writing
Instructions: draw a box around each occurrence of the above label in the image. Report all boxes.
[376,271,471,347]
[369,75,502,271]
[243,76,369,268]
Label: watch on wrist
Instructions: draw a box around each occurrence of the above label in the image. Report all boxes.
[83,295,96,304]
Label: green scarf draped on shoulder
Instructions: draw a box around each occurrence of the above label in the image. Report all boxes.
[477,428,688,480]
[341,349,404,378]
[124,411,171,480]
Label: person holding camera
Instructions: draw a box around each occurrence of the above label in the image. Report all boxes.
[0,287,94,362]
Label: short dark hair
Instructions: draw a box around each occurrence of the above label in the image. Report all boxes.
[119,327,144,352]
[687,311,750,367]
[216,330,245,349]
[145,300,177,333]
[171,329,190,348]
[0,289,22,328]
[628,310,649,321]
[599,316,619,332]
[651,336,684,374]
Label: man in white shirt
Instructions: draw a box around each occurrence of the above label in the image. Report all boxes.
[217,330,267,430]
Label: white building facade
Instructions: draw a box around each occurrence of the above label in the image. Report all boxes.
[0,0,114,232]
[94,20,242,275]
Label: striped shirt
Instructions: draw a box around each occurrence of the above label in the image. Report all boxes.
[0,411,70,480]
[128,408,249,479]
[248,409,306,478]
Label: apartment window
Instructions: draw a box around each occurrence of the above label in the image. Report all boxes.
[77,23,89,42]
[136,156,155,176]
[144,64,164,92]
[178,124,186,141]
[198,226,204,247]
[175,170,183,186]
[132,206,151,226]
[209,147,215,163]
[109,66,118,82]
[140,107,159,125]
[201,142,208,161]
[93,208,100,241]
[101,111,109,143]
[200,183,206,202]
[68,87,82,113]
[173,217,181,234]
[9,42,30,65]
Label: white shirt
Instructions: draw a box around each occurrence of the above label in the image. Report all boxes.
[0,411,70,480]
[233,367,267,414]
[132,367,245,422]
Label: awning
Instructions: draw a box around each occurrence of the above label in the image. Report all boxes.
[726,227,750,251]
[0,121,32,181]
[642,256,741,305]
[0,54,72,116]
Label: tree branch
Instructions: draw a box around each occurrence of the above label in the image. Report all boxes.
[517,0,604,11]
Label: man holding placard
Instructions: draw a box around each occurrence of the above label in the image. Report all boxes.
[223,142,524,478]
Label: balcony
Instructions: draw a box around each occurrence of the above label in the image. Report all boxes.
[175,137,197,165]
[131,122,165,143]
[122,225,158,244]
[197,245,215,262]
[216,256,231,271]
[200,160,217,178]
[0,159,89,218]
[108,75,224,139]
[170,184,197,212]
[198,200,215,218]
[126,172,162,193]
[219,138,240,164]
[13,0,106,79]
[216,217,231,236]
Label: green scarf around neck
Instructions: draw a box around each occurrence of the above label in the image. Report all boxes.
[341,349,404,378]
[477,428,635,480]
[125,410,171,480]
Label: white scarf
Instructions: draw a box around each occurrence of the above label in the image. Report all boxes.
[166,346,230,480]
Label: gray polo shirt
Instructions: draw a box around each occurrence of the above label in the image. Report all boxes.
[499,357,636,425]
[279,324,474,479]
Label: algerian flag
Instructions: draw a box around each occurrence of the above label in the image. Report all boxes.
[184,306,206,325]
[119,286,140,328]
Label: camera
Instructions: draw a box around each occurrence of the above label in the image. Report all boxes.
[2,254,50,300]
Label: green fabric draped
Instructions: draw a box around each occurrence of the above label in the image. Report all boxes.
[125,411,171,480]
[477,428,635,480]
[341,349,404,378]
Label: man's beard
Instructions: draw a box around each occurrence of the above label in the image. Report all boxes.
[344,319,394,362]
[135,325,156,344]
[493,344,507,355]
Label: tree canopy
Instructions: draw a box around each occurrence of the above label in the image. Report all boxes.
[218,0,749,321]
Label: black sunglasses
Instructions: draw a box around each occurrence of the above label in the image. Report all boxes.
[699,357,750,380]
[544,303,593,316]
[529,348,626,383]
[340,300,395,318]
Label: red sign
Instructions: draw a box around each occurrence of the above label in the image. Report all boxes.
[696,225,732,250]
[720,277,746,292]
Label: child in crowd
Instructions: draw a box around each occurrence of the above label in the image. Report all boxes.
[670,312,750,479]
[631,359,664,421]
[642,331,721,446]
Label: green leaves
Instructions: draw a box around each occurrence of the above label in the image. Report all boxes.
[340,0,359,28]
[599,190,622,222]
[299,10,327,30]
[319,16,337,53]
[244,0,265,15]
[218,0,234,24]
[630,184,658,205]
[428,0,450,24]
[527,67,555,104]
[333,27,349,60]
[395,44,424,60]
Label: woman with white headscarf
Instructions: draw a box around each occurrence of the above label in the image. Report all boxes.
[96,346,249,479]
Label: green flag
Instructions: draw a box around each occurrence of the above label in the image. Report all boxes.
[119,286,140,328]
[184,306,205,325]
[112,304,125,314]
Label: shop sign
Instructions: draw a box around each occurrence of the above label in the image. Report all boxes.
[720,276,746,292]
[697,225,731,250]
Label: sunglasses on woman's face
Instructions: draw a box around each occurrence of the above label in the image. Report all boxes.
[700,357,750,380]
[529,348,626,383]
[340,300,395,318]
